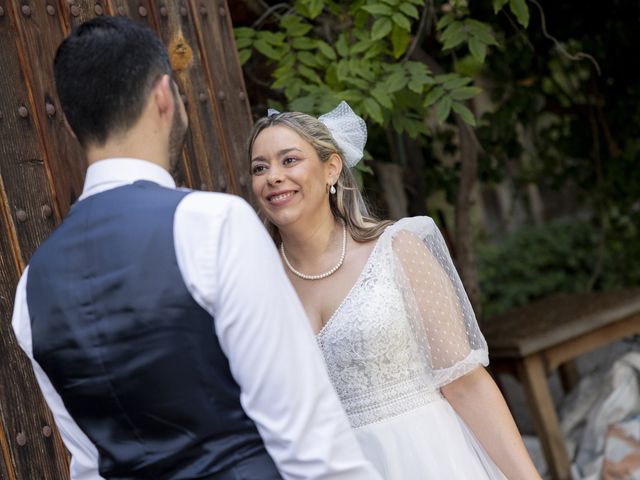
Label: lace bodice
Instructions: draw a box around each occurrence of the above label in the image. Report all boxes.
[317,217,488,428]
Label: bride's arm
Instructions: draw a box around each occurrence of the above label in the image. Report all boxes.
[391,220,541,479]
[442,367,542,480]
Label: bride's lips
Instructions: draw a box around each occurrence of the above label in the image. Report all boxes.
[266,189,298,206]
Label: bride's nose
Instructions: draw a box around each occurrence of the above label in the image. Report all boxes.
[267,169,283,186]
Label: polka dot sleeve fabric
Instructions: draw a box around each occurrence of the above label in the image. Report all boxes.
[390,217,488,389]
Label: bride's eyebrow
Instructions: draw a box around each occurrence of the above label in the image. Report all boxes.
[278,147,303,156]
[251,147,303,163]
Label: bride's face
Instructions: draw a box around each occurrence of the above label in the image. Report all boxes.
[250,125,333,229]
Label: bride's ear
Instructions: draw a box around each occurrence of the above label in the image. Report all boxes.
[326,152,343,184]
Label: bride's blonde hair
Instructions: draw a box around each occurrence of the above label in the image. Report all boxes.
[248,111,393,243]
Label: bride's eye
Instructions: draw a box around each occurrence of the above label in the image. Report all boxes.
[251,164,267,175]
[283,157,298,165]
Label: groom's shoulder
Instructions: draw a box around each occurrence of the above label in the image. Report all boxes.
[176,189,257,224]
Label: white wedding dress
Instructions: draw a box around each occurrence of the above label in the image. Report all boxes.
[317,217,507,479]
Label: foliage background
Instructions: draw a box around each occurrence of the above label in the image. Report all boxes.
[231,0,640,320]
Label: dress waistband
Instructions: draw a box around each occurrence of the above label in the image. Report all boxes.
[342,378,443,428]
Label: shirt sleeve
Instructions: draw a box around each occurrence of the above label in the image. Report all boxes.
[390,217,489,389]
[174,193,381,480]
[11,267,104,480]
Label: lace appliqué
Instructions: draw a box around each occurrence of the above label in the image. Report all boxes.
[317,217,488,429]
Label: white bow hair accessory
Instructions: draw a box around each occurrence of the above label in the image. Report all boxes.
[267,101,368,168]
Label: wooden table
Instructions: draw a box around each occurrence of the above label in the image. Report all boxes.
[483,288,640,480]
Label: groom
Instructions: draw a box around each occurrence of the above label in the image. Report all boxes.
[11,16,380,480]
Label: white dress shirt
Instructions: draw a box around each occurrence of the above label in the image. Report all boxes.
[12,158,381,480]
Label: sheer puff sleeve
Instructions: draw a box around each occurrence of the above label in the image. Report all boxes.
[389,217,489,389]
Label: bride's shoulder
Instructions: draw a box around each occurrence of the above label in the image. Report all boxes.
[377,217,441,257]
[384,216,439,239]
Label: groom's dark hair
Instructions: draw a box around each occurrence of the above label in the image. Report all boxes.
[54,15,172,147]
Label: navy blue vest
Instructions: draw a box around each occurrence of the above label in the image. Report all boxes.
[26,181,281,479]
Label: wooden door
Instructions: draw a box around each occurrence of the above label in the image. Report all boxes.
[0,1,252,477]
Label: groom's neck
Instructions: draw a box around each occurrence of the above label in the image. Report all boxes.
[85,119,170,172]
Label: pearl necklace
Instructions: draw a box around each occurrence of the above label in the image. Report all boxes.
[280,220,347,280]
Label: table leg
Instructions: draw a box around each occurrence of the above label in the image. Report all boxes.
[558,360,580,393]
[517,354,571,480]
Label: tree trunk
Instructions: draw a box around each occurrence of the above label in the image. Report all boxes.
[411,48,483,318]
[454,119,482,318]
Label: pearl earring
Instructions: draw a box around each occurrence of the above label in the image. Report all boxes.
[330,184,336,194]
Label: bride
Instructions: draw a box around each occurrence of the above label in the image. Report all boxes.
[248,101,541,479]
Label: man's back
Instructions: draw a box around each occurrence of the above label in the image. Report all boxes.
[26,180,279,478]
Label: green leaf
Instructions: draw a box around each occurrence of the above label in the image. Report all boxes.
[407,61,431,78]
[354,160,374,175]
[316,40,337,60]
[273,59,295,78]
[353,10,369,29]
[391,24,411,58]
[261,31,286,46]
[280,15,312,36]
[238,49,251,65]
[335,33,349,57]
[273,72,294,89]
[392,12,411,31]
[371,87,393,109]
[363,43,385,60]
[385,69,408,92]
[443,75,471,90]
[351,40,372,55]
[336,61,349,81]
[345,76,369,90]
[297,51,320,68]
[235,37,253,49]
[399,3,420,19]
[298,65,323,84]
[289,22,313,37]
[363,98,384,124]
[452,102,476,126]
[441,23,467,50]
[324,64,339,86]
[289,96,315,112]
[351,59,375,81]
[468,37,487,63]
[408,78,424,94]
[434,73,458,83]
[307,0,324,19]
[440,21,463,42]
[371,17,393,40]
[436,13,455,30]
[292,36,317,50]
[435,96,452,123]
[284,80,303,99]
[492,0,509,14]
[234,27,255,38]
[509,0,529,27]
[424,86,445,107]
[254,39,281,60]
[466,19,499,46]
[361,4,393,15]
[450,85,482,100]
